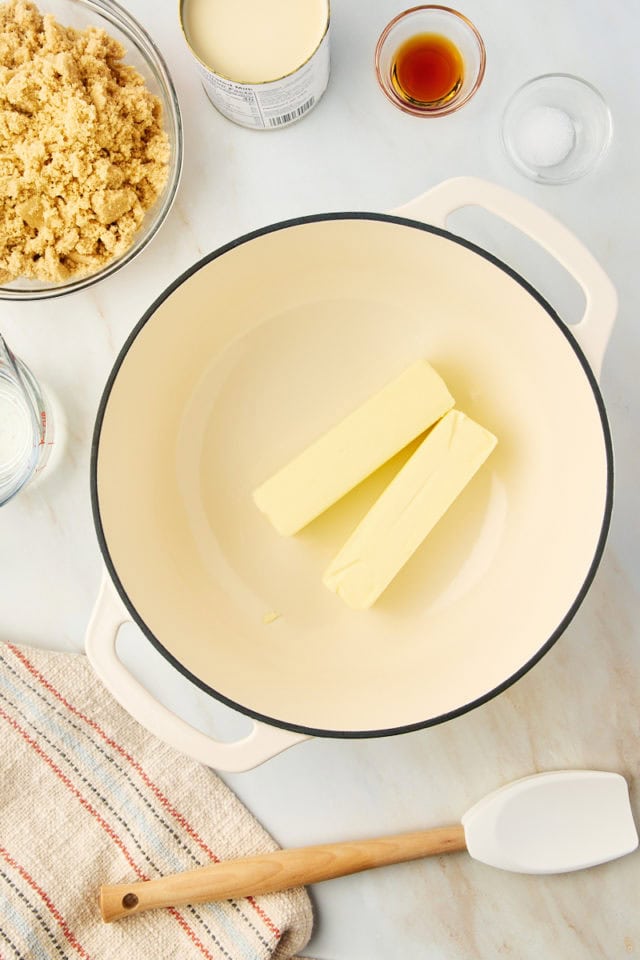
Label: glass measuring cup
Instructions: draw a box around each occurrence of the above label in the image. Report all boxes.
[0,334,55,506]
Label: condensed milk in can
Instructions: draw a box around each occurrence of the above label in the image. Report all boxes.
[180,0,330,129]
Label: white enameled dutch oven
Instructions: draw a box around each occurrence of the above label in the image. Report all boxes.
[86,178,616,771]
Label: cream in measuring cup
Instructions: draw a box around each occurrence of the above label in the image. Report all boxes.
[0,334,58,506]
[180,0,330,129]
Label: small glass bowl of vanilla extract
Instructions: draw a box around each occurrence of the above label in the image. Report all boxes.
[375,5,486,117]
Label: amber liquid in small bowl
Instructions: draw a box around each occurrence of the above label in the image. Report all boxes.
[391,32,463,107]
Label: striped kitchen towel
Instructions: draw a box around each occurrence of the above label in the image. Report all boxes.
[0,641,313,959]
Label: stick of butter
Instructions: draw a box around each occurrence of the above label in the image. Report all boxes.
[253,360,455,535]
[323,410,497,609]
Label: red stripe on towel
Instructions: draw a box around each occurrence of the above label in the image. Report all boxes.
[0,704,217,960]
[246,897,281,938]
[0,703,143,875]
[0,845,92,960]
[8,644,281,940]
[168,909,217,960]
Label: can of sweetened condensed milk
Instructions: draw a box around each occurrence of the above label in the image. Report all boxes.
[180,0,330,129]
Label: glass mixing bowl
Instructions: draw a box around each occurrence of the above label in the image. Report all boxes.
[0,0,183,301]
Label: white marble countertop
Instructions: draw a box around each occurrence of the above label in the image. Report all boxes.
[2,0,639,956]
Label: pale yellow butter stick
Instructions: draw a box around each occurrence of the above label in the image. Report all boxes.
[253,360,454,536]
[323,410,497,610]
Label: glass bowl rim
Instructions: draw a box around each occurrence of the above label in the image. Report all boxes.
[374,4,487,118]
[500,72,613,185]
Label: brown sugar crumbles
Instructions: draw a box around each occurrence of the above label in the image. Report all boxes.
[0,0,170,285]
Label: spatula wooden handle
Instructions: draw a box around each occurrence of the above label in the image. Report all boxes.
[100,825,466,922]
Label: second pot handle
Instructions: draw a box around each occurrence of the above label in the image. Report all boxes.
[393,176,617,381]
[85,572,308,772]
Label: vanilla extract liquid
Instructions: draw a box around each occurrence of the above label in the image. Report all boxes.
[391,33,464,107]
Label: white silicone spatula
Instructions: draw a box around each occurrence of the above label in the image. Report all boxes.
[100,770,638,922]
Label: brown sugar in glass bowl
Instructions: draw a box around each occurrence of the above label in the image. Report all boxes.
[0,0,182,300]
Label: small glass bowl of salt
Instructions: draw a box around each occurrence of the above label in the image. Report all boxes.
[501,74,612,184]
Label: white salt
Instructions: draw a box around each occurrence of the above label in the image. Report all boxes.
[515,105,575,168]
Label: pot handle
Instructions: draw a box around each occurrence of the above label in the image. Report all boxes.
[393,176,617,381]
[85,572,309,772]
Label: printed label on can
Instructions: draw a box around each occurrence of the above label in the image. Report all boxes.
[194,26,330,130]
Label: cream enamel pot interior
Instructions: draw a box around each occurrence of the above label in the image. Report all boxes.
[86,178,616,772]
